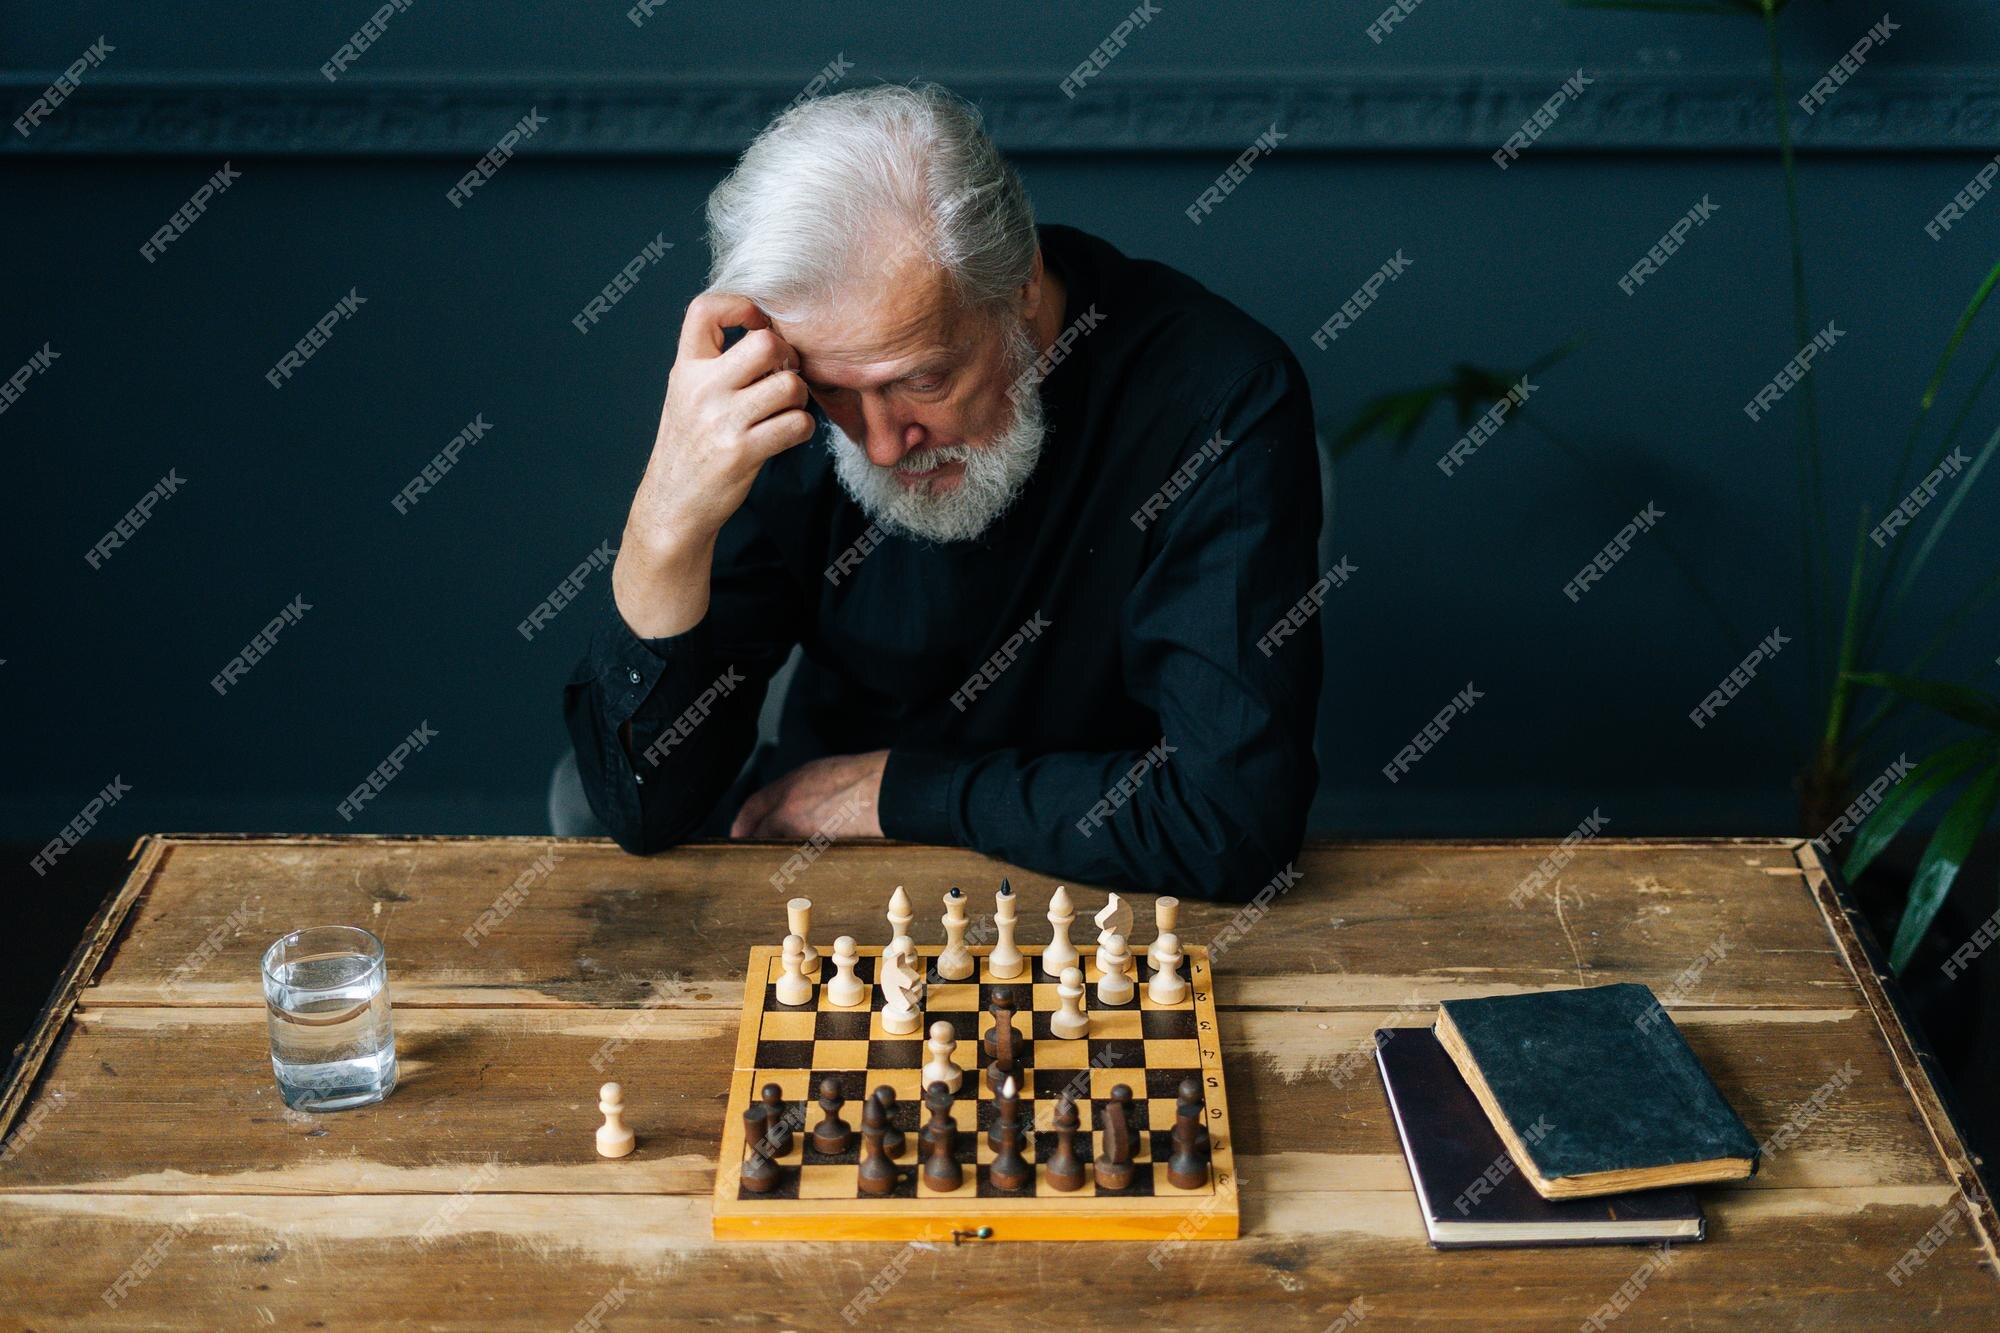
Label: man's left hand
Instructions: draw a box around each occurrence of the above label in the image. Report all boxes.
[730,750,888,840]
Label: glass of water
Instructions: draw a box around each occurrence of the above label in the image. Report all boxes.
[261,925,398,1111]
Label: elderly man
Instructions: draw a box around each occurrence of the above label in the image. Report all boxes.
[565,83,1321,899]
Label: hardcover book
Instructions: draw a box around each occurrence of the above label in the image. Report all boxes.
[1433,983,1758,1199]
[1376,1027,1704,1248]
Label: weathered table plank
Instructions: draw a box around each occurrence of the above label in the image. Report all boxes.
[0,835,1992,1330]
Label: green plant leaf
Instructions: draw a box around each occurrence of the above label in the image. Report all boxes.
[1920,260,2000,411]
[1328,341,1577,459]
[1844,672,2000,732]
[1842,734,1998,882]
[1887,762,2000,973]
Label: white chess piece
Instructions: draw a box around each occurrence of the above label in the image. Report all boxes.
[937,887,975,980]
[787,897,820,978]
[777,934,814,1006]
[595,1082,634,1158]
[880,951,922,1035]
[1094,894,1132,974]
[827,936,866,1008]
[881,934,922,1014]
[886,885,913,951]
[1148,896,1180,973]
[1095,932,1134,1006]
[1052,966,1089,1039]
[1147,932,1187,1005]
[989,881,1025,979]
[922,1020,963,1093]
[1043,885,1079,978]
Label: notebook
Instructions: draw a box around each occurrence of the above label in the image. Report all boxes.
[1376,1027,1705,1248]
[1434,983,1758,1199]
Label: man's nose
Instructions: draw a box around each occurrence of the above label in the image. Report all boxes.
[861,398,926,467]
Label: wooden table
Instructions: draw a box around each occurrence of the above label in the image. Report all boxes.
[2,836,1995,1328]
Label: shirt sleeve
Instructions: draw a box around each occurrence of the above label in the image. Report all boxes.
[877,356,1325,901]
[563,500,804,852]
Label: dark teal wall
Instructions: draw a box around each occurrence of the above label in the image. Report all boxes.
[5,2,1999,841]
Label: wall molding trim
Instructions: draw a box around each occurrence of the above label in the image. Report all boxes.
[6,70,1999,156]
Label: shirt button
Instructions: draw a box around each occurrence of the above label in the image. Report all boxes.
[633,772,645,786]
[626,668,642,685]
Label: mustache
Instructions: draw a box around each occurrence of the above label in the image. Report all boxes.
[893,444,973,474]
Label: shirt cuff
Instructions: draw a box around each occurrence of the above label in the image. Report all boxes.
[577,598,716,722]
[879,748,965,847]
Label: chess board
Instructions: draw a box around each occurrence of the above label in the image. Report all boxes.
[711,944,1238,1242]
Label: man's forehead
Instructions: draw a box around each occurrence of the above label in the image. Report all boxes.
[775,255,972,382]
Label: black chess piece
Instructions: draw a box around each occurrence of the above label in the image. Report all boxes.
[871,1086,905,1158]
[919,1081,953,1153]
[740,1104,779,1193]
[985,989,1022,1092]
[759,1082,792,1156]
[857,1100,897,1197]
[810,1077,850,1155]
[1169,1081,1210,1189]
[988,1075,1032,1191]
[1178,1077,1212,1156]
[1094,1084,1135,1190]
[1045,1089,1085,1192]
[986,1071,1024,1153]
[921,1096,962,1191]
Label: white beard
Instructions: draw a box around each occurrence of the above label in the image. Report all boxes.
[825,325,1047,544]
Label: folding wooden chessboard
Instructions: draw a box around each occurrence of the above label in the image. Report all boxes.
[711,943,1237,1241]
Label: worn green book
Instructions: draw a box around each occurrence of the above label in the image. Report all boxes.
[1434,983,1759,1200]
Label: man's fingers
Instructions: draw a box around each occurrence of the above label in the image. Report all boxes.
[730,779,783,838]
[734,369,809,429]
[716,327,799,388]
[743,409,818,458]
[677,291,769,363]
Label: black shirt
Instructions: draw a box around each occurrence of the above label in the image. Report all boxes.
[565,224,1323,901]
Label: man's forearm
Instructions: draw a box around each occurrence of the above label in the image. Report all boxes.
[612,527,717,640]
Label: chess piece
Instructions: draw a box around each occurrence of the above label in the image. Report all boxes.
[921,1092,963,1191]
[857,1100,897,1196]
[871,1087,905,1159]
[1147,932,1187,1005]
[776,934,814,1007]
[1052,966,1089,1039]
[827,936,866,1008]
[787,896,820,978]
[984,989,1022,1092]
[595,1082,635,1159]
[879,948,922,1035]
[1043,884,1079,977]
[811,1078,850,1154]
[759,1083,792,1155]
[936,886,975,980]
[919,1080,954,1152]
[1169,1077,1211,1189]
[1045,1089,1085,1192]
[1095,932,1135,1006]
[922,1021,962,1094]
[1094,894,1132,974]
[989,879,1025,978]
[1095,1084,1135,1190]
[1148,896,1181,972]
[887,885,913,951]
[740,1105,778,1192]
[989,1075,1031,1190]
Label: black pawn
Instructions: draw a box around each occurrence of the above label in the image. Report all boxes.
[740,1105,779,1193]
[857,1105,897,1196]
[760,1082,792,1155]
[919,1081,953,1152]
[1169,1082,1209,1189]
[1045,1089,1085,1192]
[1095,1084,1135,1190]
[811,1077,850,1155]
[922,1099,962,1191]
[871,1086,905,1158]
[1178,1077,1212,1156]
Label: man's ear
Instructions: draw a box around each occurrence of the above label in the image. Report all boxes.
[1019,248,1047,323]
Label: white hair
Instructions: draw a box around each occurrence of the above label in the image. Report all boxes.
[705,83,1037,323]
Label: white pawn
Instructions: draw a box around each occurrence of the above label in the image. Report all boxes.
[777,934,814,1006]
[827,936,866,1008]
[1148,932,1187,1005]
[886,885,913,952]
[922,1021,963,1093]
[937,886,975,980]
[1094,894,1132,974]
[880,951,921,1036]
[1148,896,1181,973]
[1096,932,1134,1006]
[1052,966,1089,1039]
[989,881,1025,979]
[787,897,820,978]
[595,1082,634,1158]
[1043,885,1079,978]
